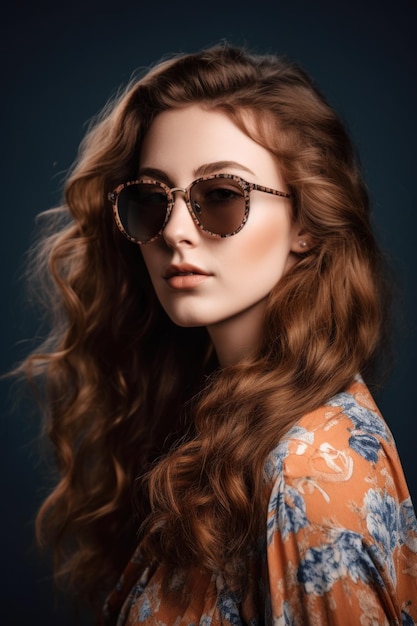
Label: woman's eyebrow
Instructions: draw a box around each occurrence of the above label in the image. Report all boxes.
[137,161,256,185]
[137,167,173,185]
[193,161,256,177]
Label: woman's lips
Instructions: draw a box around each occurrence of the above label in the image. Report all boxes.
[164,264,211,290]
[166,274,210,289]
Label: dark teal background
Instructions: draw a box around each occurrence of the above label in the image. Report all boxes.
[2,0,416,623]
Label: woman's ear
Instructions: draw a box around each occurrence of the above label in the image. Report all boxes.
[290,229,315,254]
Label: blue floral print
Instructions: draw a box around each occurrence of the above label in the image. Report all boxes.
[365,488,399,583]
[402,609,415,626]
[327,392,390,441]
[277,484,309,540]
[348,431,381,462]
[267,480,309,546]
[275,601,295,626]
[400,498,417,553]
[327,389,392,463]
[138,597,152,622]
[217,593,241,625]
[297,530,383,594]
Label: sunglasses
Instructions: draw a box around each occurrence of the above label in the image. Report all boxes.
[108,173,292,245]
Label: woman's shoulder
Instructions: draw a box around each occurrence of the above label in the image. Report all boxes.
[264,375,416,538]
[265,375,396,485]
[264,383,417,624]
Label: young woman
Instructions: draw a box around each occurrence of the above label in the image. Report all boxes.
[24,44,417,624]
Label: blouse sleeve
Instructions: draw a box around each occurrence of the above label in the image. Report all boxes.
[264,380,417,625]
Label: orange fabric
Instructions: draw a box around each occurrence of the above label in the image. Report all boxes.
[103,378,417,625]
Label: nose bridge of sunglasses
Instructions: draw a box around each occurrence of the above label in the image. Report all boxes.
[169,187,189,209]
[167,186,201,222]
[171,185,205,217]
[170,186,187,200]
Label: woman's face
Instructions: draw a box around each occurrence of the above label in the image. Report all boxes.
[139,105,303,349]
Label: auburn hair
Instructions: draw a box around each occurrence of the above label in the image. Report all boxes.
[22,43,389,609]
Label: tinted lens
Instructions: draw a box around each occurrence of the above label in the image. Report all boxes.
[190,178,247,236]
[117,183,168,242]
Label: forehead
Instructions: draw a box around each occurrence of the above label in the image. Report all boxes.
[139,104,284,186]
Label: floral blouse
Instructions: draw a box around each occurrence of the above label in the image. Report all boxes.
[103,377,417,625]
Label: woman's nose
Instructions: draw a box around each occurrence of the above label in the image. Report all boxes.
[161,190,200,248]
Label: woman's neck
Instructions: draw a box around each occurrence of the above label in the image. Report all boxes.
[206,297,268,367]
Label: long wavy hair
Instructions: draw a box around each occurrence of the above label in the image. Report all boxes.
[22,43,390,609]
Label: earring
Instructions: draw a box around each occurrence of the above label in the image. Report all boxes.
[299,240,307,249]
